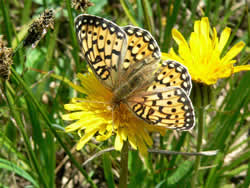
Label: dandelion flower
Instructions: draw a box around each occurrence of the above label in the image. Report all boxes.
[162,17,249,85]
[62,71,166,156]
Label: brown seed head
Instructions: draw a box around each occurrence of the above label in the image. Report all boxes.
[0,45,13,80]
[72,0,94,12]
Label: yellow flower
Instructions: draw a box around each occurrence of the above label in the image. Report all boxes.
[162,17,249,85]
[62,71,165,156]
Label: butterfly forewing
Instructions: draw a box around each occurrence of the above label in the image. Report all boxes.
[122,26,161,69]
[150,60,192,95]
[75,14,127,90]
[113,26,161,97]
[127,87,195,130]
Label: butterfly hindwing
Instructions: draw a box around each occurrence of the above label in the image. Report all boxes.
[127,87,195,130]
[75,14,128,90]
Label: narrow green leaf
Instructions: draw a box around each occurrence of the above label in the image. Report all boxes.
[120,0,139,26]
[0,158,39,187]
[103,153,115,188]
[166,160,193,185]
[162,0,182,51]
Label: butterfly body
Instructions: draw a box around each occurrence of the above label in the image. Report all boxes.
[75,14,195,130]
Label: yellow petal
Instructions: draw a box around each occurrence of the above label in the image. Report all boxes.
[96,126,113,141]
[200,17,210,39]
[221,41,245,64]
[76,129,98,150]
[62,111,89,120]
[162,49,184,63]
[115,130,123,151]
[172,28,189,49]
[127,134,137,150]
[194,20,201,34]
[139,128,153,146]
[136,137,148,157]
[212,27,218,48]
[65,119,87,132]
[233,65,250,73]
[218,27,231,53]
[64,103,84,111]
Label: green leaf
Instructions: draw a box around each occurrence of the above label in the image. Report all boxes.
[0,158,39,187]
[128,151,147,188]
[103,153,115,188]
[87,0,108,15]
[166,160,193,185]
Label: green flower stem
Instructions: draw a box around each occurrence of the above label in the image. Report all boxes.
[191,83,206,188]
[4,81,48,188]
[192,107,204,187]
[10,68,97,188]
[120,0,139,26]
[119,140,129,188]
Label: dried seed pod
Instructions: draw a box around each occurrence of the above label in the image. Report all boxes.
[0,46,13,80]
[23,9,55,48]
[72,0,94,12]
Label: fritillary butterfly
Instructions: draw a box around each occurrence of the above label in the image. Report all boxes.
[75,14,195,130]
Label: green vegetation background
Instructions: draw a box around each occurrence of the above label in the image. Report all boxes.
[0,0,249,187]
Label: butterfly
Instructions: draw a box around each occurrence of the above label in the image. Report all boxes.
[74,14,195,130]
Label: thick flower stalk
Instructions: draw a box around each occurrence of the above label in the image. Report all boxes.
[162,17,249,85]
[62,71,165,156]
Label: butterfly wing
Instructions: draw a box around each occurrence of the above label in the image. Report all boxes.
[127,87,195,130]
[126,60,195,130]
[150,60,192,95]
[121,26,161,71]
[75,14,128,90]
[113,26,161,97]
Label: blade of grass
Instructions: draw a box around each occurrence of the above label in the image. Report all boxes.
[0,0,13,45]
[0,158,39,187]
[222,164,248,177]
[242,162,250,188]
[136,0,143,26]
[204,72,250,187]
[65,0,80,70]
[10,68,97,188]
[156,0,162,43]
[25,97,55,188]
[213,0,223,25]
[246,0,250,46]
[162,0,182,51]
[21,0,32,25]
[217,150,250,175]
[43,0,47,9]
[120,0,139,26]
[204,0,211,17]
[166,160,193,185]
[221,6,246,57]
[141,0,154,35]
[103,153,115,188]
[4,81,49,188]
[165,132,187,180]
